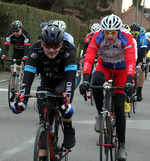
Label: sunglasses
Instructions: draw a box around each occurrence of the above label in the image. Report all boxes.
[12,29,20,33]
[42,43,61,49]
[131,32,139,36]
[104,31,118,35]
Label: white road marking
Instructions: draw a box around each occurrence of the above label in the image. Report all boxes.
[0,137,35,161]
[74,120,150,131]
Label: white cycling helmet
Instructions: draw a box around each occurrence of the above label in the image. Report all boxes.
[91,23,101,34]
[59,21,66,31]
[101,14,122,31]
[52,20,66,31]
[145,32,150,38]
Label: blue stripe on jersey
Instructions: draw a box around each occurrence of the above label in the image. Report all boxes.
[65,64,77,71]
[25,65,37,73]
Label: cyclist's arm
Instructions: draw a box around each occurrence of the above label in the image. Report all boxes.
[20,50,37,103]
[23,31,31,57]
[2,44,9,56]
[2,32,12,56]
[65,48,77,103]
[82,42,89,59]
[124,34,136,77]
[82,32,99,81]
[141,47,147,63]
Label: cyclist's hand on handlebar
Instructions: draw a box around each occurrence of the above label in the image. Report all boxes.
[61,103,75,119]
[125,75,134,97]
[1,55,6,60]
[11,101,27,114]
[79,81,89,95]
[11,94,27,114]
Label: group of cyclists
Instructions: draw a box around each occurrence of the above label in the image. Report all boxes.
[0,13,150,161]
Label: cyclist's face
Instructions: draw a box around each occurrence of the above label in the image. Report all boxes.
[41,41,63,59]
[130,30,139,39]
[12,29,22,37]
[104,30,118,44]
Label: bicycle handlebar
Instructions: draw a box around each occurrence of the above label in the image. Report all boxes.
[90,83,125,90]
[16,91,69,107]
[1,59,25,62]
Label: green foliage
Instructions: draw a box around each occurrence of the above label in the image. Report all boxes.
[0,1,89,71]
[0,0,114,23]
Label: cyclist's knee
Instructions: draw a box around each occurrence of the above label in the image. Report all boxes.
[91,71,105,86]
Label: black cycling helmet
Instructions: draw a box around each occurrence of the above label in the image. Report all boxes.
[41,25,64,46]
[10,20,23,31]
[129,23,141,31]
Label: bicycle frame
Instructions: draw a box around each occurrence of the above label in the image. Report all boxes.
[90,82,124,161]
[23,91,70,161]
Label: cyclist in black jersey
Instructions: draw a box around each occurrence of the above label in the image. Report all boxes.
[11,25,78,161]
[1,20,31,101]
[1,20,30,61]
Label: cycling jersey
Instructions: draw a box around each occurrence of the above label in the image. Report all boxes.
[3,30,30,57]
[83,28,136,77]
[21,40,77,103]
[136,33,147,55]
[63,32,75,46]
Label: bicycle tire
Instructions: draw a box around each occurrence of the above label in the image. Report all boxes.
[8,74,19,109]
[33,124,46,161]
[99,115,105,161]
[132,100,137,113]
[105,116,112,161]
[53,113,64,160]
[90,89,94,106]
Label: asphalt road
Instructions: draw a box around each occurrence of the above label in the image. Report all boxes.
[0,72,150,161]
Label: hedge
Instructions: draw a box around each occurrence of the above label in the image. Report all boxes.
[0,1,89,71]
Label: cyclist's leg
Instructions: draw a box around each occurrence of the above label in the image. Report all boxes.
[55,78,75,149]
[91,64,111,132]
[113,69,127,160]
[136,57,145,101]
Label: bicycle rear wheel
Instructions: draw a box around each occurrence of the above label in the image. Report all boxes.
[8,74,19,109]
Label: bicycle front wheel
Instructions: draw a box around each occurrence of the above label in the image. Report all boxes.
[33,124,46,161]
[53,113,69,161]
[99,115,105,161]
[100,115,112,161]
[8,74,19,109]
